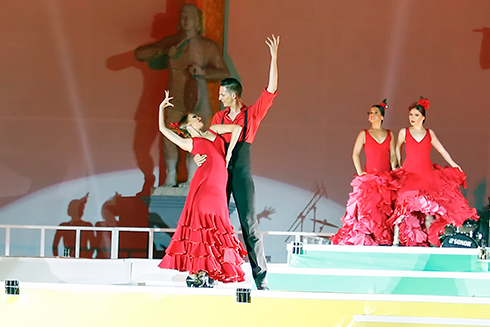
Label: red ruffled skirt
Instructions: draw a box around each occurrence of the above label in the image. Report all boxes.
[388,165,479,246]
[331,170,405,245]
[158,212,247,283]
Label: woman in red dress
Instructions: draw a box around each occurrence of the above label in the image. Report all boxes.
[390,97,478,246]
[331,100,397,245]
[157,91,247,287]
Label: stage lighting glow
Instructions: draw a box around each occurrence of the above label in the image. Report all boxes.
[45,0,101,209]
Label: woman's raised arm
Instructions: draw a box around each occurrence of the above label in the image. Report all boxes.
[158,91,193,152]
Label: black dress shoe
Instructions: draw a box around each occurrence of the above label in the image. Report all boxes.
[255,278,269,290]
[254,271,269,290]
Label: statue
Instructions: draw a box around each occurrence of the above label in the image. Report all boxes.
[135,4,230,187]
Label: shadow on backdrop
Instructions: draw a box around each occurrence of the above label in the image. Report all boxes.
[105,4,180,196]
[52,193,94,258]
[474,27,490,70]
[52,192,150,259]
[94,193,120,259]
[109,194,149,258]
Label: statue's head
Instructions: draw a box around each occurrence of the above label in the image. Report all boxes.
[177,4,204,35]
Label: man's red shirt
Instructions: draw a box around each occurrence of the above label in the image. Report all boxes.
[211,89,277,143]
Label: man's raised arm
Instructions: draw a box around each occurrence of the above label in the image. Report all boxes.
[265,35,280,93]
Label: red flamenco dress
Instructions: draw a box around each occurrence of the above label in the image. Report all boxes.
[388,128,478,246]
[331,130,398,245]
[158,130,247,283]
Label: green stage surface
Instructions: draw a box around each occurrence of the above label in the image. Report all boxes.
[268,244,490,297]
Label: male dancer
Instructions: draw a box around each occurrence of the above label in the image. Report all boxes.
[195,35,280,290]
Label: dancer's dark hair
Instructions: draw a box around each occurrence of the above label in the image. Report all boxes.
[408,97,429,118]
[221,78,243,97]
[372,99,389,116]
[372,105,385,117]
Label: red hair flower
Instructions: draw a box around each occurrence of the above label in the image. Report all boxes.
[169,122,186,137]
[417,97,430,111]
[378,99,389,110]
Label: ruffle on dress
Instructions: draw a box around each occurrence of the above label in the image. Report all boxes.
[331,170,405,246]
[158,213,247,283]
[388,165,479,246]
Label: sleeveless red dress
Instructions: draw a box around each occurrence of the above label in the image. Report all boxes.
[158,131,247,283]
[364,129,391,173]
[388,128,478,246]
[331,130,397,245]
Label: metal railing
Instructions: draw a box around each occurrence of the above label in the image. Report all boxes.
[0,224,332,259]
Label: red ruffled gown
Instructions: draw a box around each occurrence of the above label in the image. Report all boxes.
[388,128,478,246]
[331,130,397,245]
[158,130,247,283]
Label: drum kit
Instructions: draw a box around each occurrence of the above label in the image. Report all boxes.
[440,219,485,249]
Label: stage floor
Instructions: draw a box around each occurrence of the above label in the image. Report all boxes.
[2,245,490,327]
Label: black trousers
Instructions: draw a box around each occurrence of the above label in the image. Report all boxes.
[226,142,267,284]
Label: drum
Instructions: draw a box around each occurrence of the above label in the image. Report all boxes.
[443,224,456,235]
[440,233,478,248]
[439,224,456,244]
[459,219,479,238]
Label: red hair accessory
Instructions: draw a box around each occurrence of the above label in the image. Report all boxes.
[417,97,430,111]
[378,99,389,110]
[169,122,186,137]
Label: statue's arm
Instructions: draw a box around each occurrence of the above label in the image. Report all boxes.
[202,42,230,80]
[134,35,180,62]
[189,41,230,81]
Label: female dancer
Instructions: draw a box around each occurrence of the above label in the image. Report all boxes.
[390,97,478,246]
[331,100,397,245]
[157,91,247,287]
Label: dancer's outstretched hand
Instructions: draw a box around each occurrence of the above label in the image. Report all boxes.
[160,90,174,109]
[266,34,280,57]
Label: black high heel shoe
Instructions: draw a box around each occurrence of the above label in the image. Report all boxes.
[186,276,203,288]
[197,271,214,288]
[206,277,215,288]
